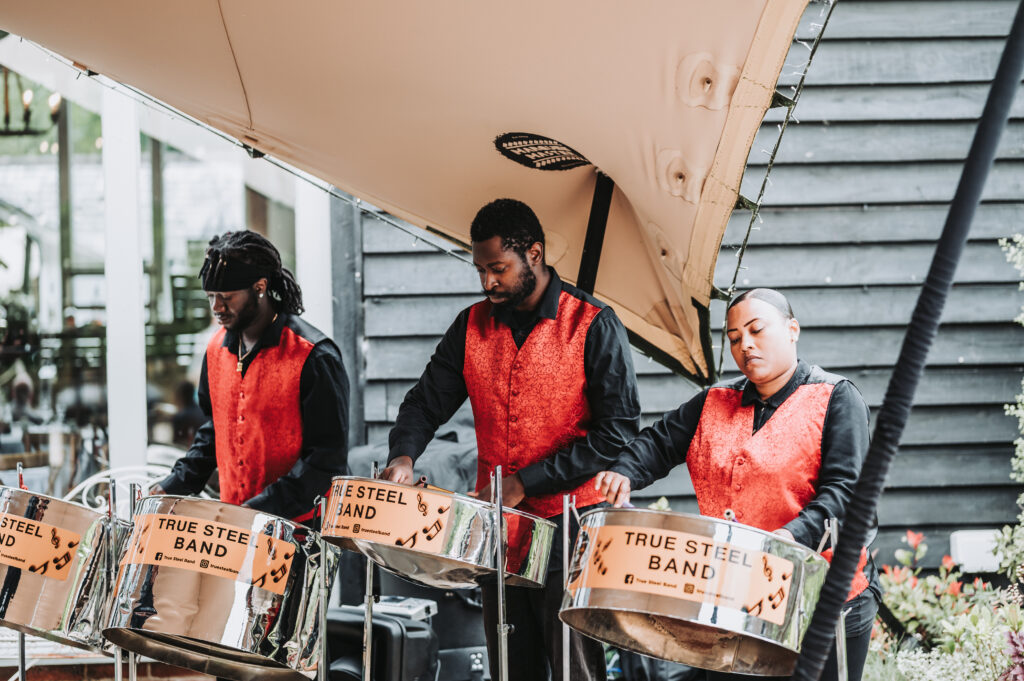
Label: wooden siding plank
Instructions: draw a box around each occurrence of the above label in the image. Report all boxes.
[724,204,1024,245]
[750,121,1024,165]
[364,253,478,296]
[363,215,468,255]
[778,39,1004,87]
[365,295,480,336]
[717,243,1019,287]
[797,1,1016,40]
[706,286,1024,327]
[637,367,1024,412]
[764,84,1024,122]
[876,487,1019,525]
[741,161,1024,206]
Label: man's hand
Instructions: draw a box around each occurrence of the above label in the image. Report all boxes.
[773,528,795,542]
[149,483,167,495]
[594,471,631,507]
[379,456,414,484]
[470,473,526,508]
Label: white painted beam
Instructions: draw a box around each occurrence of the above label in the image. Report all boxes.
[102,87,148,469]
[294,178,333,335]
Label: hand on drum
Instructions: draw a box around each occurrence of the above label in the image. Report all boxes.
[469,473,526,508]
[379,456,414,483]
[594,471,631,507]
[149,484,167,495]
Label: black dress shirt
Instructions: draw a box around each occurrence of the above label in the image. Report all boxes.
[611,360,871,551]
[388,268,641,497]
[160,313,350,519]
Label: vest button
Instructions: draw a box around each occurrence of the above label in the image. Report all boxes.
[510,389,519,397]
[734,483,742,491]
[238,415,245,423]
[509,442,517,448]
[509,416,518,423]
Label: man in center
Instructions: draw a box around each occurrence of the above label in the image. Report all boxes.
[381,198,640,681]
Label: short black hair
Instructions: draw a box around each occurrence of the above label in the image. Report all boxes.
[727,288,795,320]
[469,198,545,260]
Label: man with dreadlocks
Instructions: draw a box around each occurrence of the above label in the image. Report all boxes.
[155,230,349,523]
[381,198,640,681]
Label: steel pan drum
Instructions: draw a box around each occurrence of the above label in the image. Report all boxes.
[559,508,829,676]
[322,476,555,589]
[0,486,127,651]
[103,496,338,681]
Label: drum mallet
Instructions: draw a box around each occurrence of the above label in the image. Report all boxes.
[493,467,510,681]
[127,483,141,681]
[316,494,329,681]
[561,494,575,681]
[362,462,380,681]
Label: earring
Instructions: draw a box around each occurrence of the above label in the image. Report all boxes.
[259,293,264,299]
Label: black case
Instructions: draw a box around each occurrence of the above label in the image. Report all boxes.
[327,605,439,681]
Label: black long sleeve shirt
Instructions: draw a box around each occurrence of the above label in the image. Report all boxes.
[160,313,350,519]
[388,268,641,497]
[611,360,871,551]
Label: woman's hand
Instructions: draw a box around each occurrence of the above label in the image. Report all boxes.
[594,471,632,507]
[773,528,795,542]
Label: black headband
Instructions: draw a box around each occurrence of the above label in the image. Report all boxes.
[200,255,273,292]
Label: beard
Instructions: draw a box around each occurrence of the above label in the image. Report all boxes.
[228,288,261,332]
[486,263,537,309]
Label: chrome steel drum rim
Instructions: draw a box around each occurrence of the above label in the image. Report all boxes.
[322,476,556,589]
[560,507,830,676]
[0,486,125,653]
[105,495,335,680]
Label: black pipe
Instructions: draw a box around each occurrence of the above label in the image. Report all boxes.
[576,171,614,294]
[791,2,1024,679]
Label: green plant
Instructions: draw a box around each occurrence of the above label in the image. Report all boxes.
[864,531,1021,681]
[996,234,1024,576]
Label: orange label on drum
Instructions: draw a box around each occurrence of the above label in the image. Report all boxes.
[569,525,794,626]
[0,513,81,581]
[324,480,453,555]
[121,513,295,596]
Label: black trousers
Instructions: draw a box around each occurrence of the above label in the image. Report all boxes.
[480,507,606,681]
[705,589,879,681]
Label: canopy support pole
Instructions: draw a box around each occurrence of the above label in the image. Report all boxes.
[575,172,614,294]
[791,2,1024,679]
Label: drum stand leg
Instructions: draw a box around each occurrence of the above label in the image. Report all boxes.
[561,494,571,681]
[17,632,25,681]
[492,467,510,681]
[109,484,124,681]
[363,462,379,681]
[835,607,849,681]
[127,484,140,681]
[318,495,330,681]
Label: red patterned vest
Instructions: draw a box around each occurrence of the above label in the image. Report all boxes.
[463,292,605,518]
[686,375,869,601]
[205,326,313,506]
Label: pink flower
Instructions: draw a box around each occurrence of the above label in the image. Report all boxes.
[906,530,924,550]
[947,581,962,596]
[942,555,956,570]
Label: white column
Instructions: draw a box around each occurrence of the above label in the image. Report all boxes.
[102,89,148,469]
[294,178,334,335]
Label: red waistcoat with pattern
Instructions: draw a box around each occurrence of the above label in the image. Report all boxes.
[687,381,869,600]
[463,292,605,518]
[206,326,313,506]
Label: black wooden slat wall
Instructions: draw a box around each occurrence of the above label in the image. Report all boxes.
[351,0,1024,569]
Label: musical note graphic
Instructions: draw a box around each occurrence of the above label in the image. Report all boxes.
[252,572,268,588]
[50,528,60,550]
[417,493,428,517]
[591,538,612,576]
[422,518,443,541]
[396,532,417,548]
[744,598,764,617]
[28,561,48,575]
[270,563,289,583]
[437,504,450,515]
[768,586,787,610]
[52,552,72,570]
[762,555,773,582]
